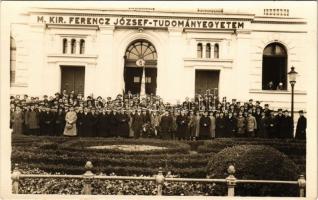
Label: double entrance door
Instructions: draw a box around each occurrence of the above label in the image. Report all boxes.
[60,66,85,95]
[195,70,220,96]
[124,66,157,95]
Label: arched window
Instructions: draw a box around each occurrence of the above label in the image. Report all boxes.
[262,42,287,90]
[71,39,76,54]
[206,43,211,58]
[214,43,219,58]
[80,39,85,54]
[62,38,67,54]
[10,36,16,84]
[197,43,202,58]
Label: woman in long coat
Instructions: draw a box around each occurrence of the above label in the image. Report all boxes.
[209,112,216,139]
[25,105,40,135]
[171,111,178,139]
[127,110,134,138]
[188,111,197,140]
[194,112,201,139]
[151,111,160,137]
[12,106,24,135]
[63,106,77,136]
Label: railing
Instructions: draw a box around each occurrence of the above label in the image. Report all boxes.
[11,161,306,196]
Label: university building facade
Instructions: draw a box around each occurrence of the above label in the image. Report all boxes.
[10,6,310,111]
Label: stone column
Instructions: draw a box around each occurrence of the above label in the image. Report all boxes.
[67,39,71,54]
[202,42,206,59]
[211,43,215,59]
[76,39,81,54]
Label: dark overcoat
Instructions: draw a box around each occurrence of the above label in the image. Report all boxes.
[176,115,189,138]
[295,116,306,140]
[132,114,144,138]
[199,116,211,139]
[116,113,130,137]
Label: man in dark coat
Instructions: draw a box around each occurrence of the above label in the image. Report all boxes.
[76,107,84,136]
[54,108,65,136]
[97,109,110,137]
[116,109,130,137]
[225,112,237,137]
[38,106,45,135]
[274,109,284,138]
[109,109,119,137]
[254,107,262,136]
[281,110,294,139]
[215,112,226,138]
[90,108,99,137]
[268,111,276,138]
[42,108,54,135]
[132,109,144,138]
[295,110,306,140]
[81,107,93,137]
[263,104,271,117]
[159,111,173,139]
[199,111,211,140]
[176,110,189,140]
[258,112,269,138]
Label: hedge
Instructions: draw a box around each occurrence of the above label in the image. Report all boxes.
[207,145,300,196]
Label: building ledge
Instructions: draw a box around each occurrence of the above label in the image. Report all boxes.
[47,54,98,65]
[48,54,98,58]
[10,83,28,87]
[184,58,233,68]
[249,89,307,95]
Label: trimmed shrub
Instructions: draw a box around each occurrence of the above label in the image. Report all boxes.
[207,145,299,196]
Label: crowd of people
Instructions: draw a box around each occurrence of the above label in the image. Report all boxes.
[10,90,307,140]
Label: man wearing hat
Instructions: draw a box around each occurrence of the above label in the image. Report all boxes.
[215,112,226,138]
[281,110,293,139]
[246,111,257,137]
[275,108,284,138]
[199,111,211,140]
[295,110,306,140]
[132,109,144,138]
[264,104,271,117]
[116,108,130,138]
[248,99,253,110]
[42,107,54,135]
[176,110,189,140]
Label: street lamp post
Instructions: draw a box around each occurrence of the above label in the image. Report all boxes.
[287,66,298,125]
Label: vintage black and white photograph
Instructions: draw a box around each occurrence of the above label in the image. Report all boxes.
[0,1,317,198]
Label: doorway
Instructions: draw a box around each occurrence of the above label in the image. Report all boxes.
[60,66,85,95]
[124,40,157,95]
[195,70,220,95]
